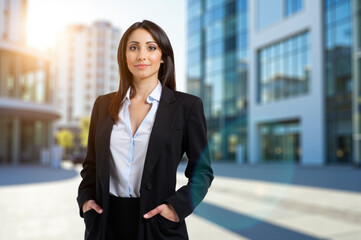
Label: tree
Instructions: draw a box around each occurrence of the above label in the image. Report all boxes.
[79,116,90,148]
[55,129,74,150]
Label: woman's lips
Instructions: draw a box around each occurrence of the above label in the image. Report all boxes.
[135,64,149,69]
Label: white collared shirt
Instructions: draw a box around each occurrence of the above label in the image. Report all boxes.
[109,80,162,197]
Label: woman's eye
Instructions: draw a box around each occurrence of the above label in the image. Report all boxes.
[129,46,137,50]
[149,46,157,51]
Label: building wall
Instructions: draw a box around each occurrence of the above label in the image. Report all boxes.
[249,0,325,164]
[0,1,59,165]
[0,0,27,43]
[186,0,359,165]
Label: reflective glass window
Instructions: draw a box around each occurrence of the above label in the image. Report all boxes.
[258,32,310,103]
[324,0,353,164]
[260,120,301,163]
[285,0,303,16]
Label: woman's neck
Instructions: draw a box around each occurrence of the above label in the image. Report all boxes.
[131,78,158,102]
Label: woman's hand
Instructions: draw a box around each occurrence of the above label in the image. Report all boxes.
[82,200,103,214]
[143,203,180,222]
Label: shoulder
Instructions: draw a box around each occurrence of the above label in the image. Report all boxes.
[94,92,116,106]
[172,89,203,107]
[173,90,200,101]
[173,91,204,114]
[161,86,202,109]
[90,92,116,118]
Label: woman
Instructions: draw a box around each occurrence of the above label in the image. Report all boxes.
[77,20,213,240]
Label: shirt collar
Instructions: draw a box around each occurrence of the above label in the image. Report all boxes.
[123,80,162,104]
[124,86,131,103]
[146,80,162,104]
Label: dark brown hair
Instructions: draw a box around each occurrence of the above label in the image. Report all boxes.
[108,20,176,122]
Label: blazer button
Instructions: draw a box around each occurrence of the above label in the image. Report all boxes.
[146,183,152,190]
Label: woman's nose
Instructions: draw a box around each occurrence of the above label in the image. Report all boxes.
[138,49,146,61]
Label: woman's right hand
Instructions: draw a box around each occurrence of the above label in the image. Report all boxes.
[82,200,103,214]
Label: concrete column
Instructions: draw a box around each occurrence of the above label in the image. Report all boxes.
[0,119,8,164]
[47,120,55,149]
[352,0,361,166]
[0,51,9,96]
[14,53,22,98]
[12,117,20,165]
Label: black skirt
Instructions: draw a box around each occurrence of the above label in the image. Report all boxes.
[106,195,140,240]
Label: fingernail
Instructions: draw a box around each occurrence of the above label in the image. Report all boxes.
[99,209,103,213]
[144,214,149,218]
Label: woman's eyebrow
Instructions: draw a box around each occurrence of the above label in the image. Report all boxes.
[128,41,157,44]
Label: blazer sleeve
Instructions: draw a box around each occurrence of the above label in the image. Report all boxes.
[165,98,214,221]
[76,96,100,217]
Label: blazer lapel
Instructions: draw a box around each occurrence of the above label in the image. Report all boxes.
[141,86,180,181]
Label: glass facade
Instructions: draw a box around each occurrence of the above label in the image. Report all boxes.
[258,32,310,103]
[187,0,248,161]
[258,0,303,29]
[285,0,303,16]
[260,121,300,163]
[0,50,51,103]
[187,0,358,165]
[0,117,52,164]
[187,0,202,98]
[324,0,353,163]
[0,48,56,164]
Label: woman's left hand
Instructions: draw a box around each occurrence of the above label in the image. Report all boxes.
[143,203,180,222]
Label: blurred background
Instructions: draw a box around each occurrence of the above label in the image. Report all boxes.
[1,0,361,239]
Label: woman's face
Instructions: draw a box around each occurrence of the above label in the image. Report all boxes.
[126,28,163,82]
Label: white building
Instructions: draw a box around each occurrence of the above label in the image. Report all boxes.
[55,21,121,128]
[248,0,324,165]
[0,0,27,43]
[187,0,357,165]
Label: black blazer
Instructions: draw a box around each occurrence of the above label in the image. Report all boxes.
[77,85,214,240]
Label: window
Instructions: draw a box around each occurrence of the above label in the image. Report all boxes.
[258,32,310,103]
[258,0,303,29]
[260,120,300,163]
[285,0,303,16]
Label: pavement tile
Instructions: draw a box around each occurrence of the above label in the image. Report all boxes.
[177,173,361,240]
[330,230,361,240]
[1,163,360,240]
[187,214,248,240]
[273,215,361,239]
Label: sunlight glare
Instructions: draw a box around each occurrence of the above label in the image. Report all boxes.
[26,2,65,51]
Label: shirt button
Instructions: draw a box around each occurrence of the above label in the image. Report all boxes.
[146,183,152,190]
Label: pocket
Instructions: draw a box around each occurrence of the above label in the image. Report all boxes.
[157,214,179,229]
[151,215,188,239]
[84,209,100,240]
[84,209,97,222]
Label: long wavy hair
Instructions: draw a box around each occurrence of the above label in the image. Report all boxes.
[108,20,176,122]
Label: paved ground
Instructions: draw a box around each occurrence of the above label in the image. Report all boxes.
[0,162,360,240]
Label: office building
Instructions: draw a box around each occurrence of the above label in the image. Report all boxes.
[0,0,60,164]
[188,0,248,162]
[55,21,121,128]
[187,0,359,165]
